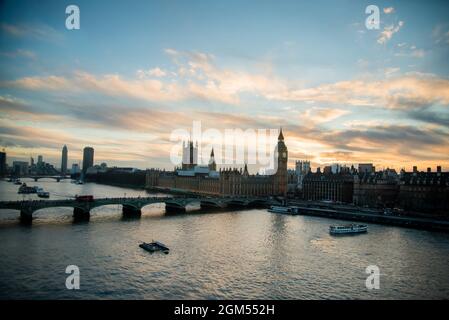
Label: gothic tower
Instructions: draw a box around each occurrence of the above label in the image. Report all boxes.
[189,141,194,167]
[208,148,217,171]
[275,128,288,196]
[182,140,198,170]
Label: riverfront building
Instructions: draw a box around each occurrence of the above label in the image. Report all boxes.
[398,167,449,213]
[146,129,289,196]
[302,167,354,203]
[352,166,449,213]
[353,169,399,208]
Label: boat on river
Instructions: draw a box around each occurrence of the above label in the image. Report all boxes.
[18,183,38,194]
[329,224,368,235]
[139,241,170,254]
[37,188,50,198]
[268,205,300,215]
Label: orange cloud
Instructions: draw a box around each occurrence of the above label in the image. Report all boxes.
[269,73,449,110]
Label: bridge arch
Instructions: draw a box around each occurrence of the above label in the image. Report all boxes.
[32,205,83,215]
[164,198,200,213]
[139,201,166,211]
[248,198,269,207]
[200,199,227,210]
[87,198,169,217]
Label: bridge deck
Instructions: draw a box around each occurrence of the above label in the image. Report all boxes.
[0,196,272,218]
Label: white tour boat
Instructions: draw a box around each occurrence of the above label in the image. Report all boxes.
[329,224,368,235]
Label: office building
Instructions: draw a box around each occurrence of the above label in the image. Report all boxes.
[61,145,68,174]
[82,147,94,175]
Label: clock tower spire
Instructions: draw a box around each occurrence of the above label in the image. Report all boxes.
[275,127,288,196]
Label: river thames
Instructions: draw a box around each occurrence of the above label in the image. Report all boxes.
[0,179,448,299]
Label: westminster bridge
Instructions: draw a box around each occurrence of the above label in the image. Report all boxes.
[0,196,275,223]
[9,175,72,182]
[30,175,71,182]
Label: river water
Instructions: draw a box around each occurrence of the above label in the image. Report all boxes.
[0,179,448,299]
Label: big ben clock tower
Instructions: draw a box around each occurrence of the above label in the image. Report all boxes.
[275,128,288,196]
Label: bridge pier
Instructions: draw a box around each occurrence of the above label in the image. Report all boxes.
[200,201,226,211]
[34,178,38,182]
[20,210,33,224]
[73,207,90,221]
[226,201,248,210]
[165,203,186,214]
[122,205,141,218]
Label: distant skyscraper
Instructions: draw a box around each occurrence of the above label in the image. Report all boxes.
[37,155,43,165]
[61,145,68,174]
[0,151,6,177]
[82,147,94,175]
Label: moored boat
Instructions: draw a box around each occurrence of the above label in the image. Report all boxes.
[268,205,300,215]
[329,224,368,235]
[139,241,169,254]
[37,188,50,198]
[18,183,38,194]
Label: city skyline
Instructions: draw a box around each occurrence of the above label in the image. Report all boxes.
[3,139,447,176]
[1,0,449,171]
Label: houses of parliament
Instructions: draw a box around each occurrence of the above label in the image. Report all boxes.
[146,129,288,196]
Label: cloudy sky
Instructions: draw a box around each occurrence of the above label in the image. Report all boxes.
[1,0,449,172]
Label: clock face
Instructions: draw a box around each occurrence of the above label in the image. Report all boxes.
[282,152,287,158]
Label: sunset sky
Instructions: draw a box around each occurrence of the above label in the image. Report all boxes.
[1,0,449,172]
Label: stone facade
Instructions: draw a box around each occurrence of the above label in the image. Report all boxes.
[302,170,354,203]
[353,170,399,208]
[398,169,449,213]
